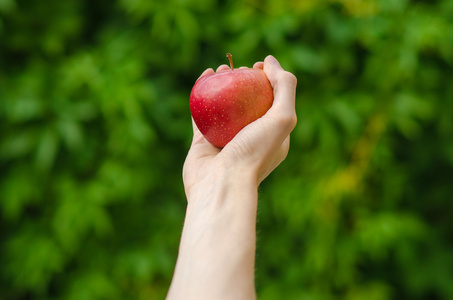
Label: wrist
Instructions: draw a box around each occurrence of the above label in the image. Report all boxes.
[170,164,259,300]
[185,163,259,213]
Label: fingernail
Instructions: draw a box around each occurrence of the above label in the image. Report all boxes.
[267,55,279,65]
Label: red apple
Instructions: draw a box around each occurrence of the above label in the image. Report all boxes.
[190,53,274,148]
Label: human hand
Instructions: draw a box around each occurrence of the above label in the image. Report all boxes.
[169,56,296,300]
[183,55,297,199]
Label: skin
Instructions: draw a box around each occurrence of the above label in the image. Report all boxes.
[190,67,273,148]
[166,55,297,300]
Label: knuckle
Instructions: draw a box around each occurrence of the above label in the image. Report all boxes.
[288,114,298,129]
[281,71,297,87]
[281,139,290,157]
[275,112,297,131]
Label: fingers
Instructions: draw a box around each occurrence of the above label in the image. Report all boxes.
[202,61,264,79]
[190,118,221,157]
[263,55,297,132]
[263,55,284,85]
[197,64,231,81]
[198,56,297,143]
[197,68,214,80]
[253,62,264,69]
[261,135,291,181]
[216,64,231,72]
[264,55,297,97]
[191,118,203,140]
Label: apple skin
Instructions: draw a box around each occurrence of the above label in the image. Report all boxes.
[190,68,273,148]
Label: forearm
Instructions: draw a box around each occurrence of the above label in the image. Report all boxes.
[167,172,259,300]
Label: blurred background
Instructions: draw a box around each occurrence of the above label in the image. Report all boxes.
[1,0,453,299]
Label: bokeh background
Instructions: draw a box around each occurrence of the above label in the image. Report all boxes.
[1,0,453,299]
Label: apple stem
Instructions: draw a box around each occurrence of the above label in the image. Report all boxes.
[226,53,234,70]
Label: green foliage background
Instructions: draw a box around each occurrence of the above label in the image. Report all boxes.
[1,0,453,299]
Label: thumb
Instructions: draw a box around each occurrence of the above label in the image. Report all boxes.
[263,55,297,120]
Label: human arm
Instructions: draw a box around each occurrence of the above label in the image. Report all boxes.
[166,55,297,300]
